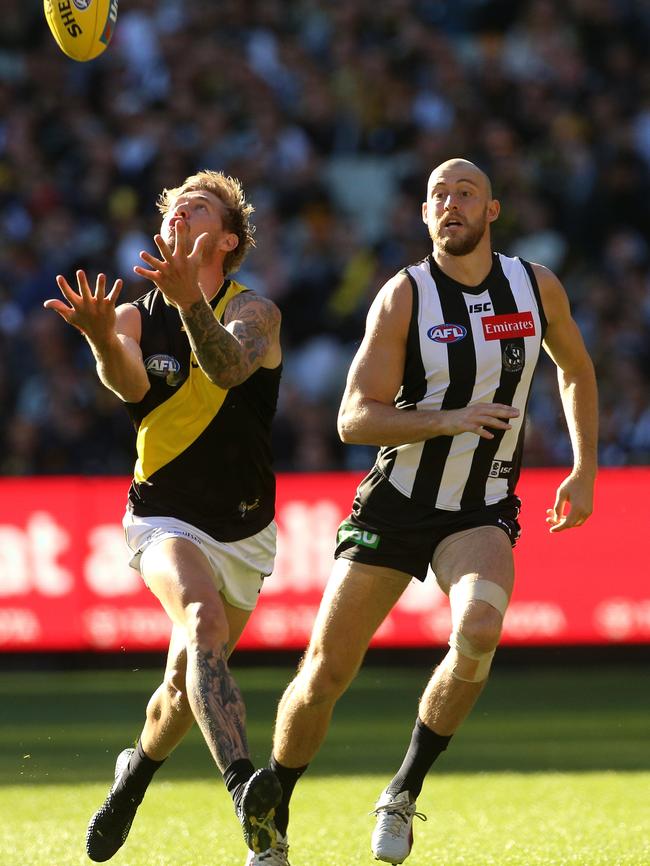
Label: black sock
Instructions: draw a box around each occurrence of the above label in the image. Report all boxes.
[386,718,452,800]
[114,739,165,802]
[224,758,256,811]
[269,755,308,837]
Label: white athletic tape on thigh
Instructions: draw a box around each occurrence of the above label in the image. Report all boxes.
[449,577,509,617]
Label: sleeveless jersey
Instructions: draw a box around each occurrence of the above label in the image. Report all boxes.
[375,252,547,510]
[124,279,281,542]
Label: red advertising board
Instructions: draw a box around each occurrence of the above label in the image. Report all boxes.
[0,470,647,651]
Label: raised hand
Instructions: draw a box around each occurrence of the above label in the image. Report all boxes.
[133,220,209,310]
[43,271,123,344]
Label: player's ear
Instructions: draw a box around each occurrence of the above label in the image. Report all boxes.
[220,233,239,251]
[422,201,428,224]
[487,199,500,223]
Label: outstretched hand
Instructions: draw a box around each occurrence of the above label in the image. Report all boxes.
[546,472,595,532]
[43,271,123,343]
[133,220,209,310]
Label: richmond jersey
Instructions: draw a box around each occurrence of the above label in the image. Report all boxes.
[124,279,281,542]
[375,253,547,510]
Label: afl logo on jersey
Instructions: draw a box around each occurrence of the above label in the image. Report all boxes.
[427,324,467,343]
[145,354,183,386]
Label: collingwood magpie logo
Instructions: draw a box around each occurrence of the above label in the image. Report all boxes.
[145,354,184,386]
[502,343,524,373]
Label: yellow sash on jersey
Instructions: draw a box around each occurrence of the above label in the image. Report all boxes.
[134,281,246,482]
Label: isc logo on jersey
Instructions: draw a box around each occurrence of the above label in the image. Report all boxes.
[427,324,467,343]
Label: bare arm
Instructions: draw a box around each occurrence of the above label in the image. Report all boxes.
[43,271,150,403]
[535,263,599,531]
[337,273,519,445]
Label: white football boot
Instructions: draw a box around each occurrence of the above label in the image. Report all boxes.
[244,834,290,865]
[370,789,426,864]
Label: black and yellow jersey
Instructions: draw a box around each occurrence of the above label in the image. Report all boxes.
[124,279,281,542]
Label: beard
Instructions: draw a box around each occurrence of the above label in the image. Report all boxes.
[433,208,488,256]
[199,233,219,263]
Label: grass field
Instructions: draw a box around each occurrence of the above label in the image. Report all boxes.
[1,662,648,865]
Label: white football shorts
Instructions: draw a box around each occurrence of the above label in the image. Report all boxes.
[123,512,277,611]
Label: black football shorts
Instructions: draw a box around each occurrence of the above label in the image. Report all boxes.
[334,467,521,581]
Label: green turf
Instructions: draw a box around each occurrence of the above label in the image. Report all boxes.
[1,663,648,864]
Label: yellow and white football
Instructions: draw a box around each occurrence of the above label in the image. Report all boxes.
[44,0,118,62]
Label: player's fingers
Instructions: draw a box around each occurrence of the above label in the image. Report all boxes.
[95,273,107,300]
[43,298,72,317]
[43,301,85,332]
[106,278,124,303]
[55,274,79,304]
[480,414,513,430]
[173,221,189,256]
[76,270,93,299]
[154,233,173,262]
[474,403,519,417]
[561,504,591,529]
[133,264,161,282]
[549,491,568,528]
[549,507,584,532]
[189,232,209,260]
[493,404,520,417]
[139,249,165,269]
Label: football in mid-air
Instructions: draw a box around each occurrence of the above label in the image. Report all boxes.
[44,0,118,62]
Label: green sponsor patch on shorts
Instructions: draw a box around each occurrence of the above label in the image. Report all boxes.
[337,521,380,549]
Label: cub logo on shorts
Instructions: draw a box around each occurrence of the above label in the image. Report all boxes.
[427,323,467,343]
[145,354,184,386]
[337,521,380,549]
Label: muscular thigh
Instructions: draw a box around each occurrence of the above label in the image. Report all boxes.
[140,537,226,628]
[432,525,515,612]
[221,597,252,654]
[306,559,410,674]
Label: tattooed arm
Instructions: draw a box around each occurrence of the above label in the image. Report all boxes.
[180,291,281,389]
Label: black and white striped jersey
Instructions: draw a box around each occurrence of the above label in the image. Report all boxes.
[375,252,547,511]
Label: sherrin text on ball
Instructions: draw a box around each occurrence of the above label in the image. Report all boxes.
[44,0,118,62]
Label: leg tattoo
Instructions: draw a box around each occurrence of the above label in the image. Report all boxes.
[191,642,249,771]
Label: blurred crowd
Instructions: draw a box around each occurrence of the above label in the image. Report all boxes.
[1,0,649,476]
